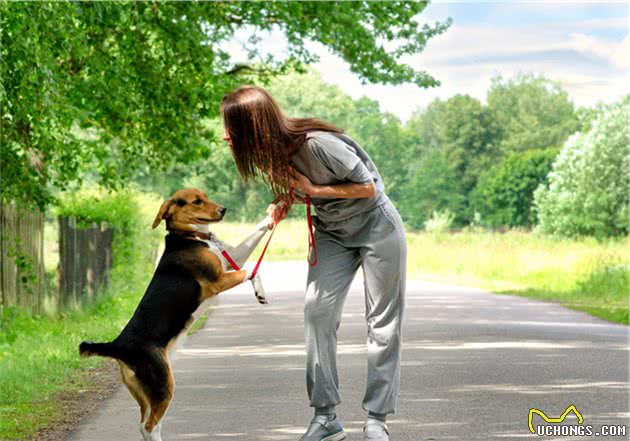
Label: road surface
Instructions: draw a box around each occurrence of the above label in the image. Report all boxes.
[67,262,629,441]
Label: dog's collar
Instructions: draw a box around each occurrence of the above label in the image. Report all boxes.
[167,228,213,241]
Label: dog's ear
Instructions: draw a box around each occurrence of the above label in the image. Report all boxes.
[152,198,174,229]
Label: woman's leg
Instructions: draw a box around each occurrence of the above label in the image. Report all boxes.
[360,202,407,416]
[304,233,361,412]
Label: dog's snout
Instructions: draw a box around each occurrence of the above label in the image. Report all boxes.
[218,207,227,217]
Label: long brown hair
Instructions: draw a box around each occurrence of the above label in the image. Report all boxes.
[221,85,343,198]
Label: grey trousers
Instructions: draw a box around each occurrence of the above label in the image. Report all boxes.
[304,198,406,415]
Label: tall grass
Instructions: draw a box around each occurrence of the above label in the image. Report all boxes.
[406,230,628,324]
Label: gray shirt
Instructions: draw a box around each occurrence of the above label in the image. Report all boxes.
[289,131,388,224]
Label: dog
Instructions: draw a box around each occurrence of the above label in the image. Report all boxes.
[79,188,263,441]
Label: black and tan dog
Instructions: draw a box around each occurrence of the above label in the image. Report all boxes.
[79,188,254,441]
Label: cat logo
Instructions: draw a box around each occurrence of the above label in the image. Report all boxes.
[528,404,584,433]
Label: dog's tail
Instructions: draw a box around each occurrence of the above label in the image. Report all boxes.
[79,341,121,359]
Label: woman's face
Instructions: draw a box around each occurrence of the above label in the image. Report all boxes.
[222,127,233,149]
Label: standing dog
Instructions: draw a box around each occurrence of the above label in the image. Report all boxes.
[79,188,263,441]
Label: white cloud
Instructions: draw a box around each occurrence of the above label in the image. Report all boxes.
[570,16,628,31]
[568,32,630,70]
[313,20,629,121]
[221,7,630,121]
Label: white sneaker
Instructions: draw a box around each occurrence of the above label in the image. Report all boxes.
[363,420,389,441]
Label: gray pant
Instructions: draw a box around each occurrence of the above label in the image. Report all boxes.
[304,199,406,415]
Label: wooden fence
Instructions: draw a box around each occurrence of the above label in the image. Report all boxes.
[0,202,45,314]
[58,217,113,310]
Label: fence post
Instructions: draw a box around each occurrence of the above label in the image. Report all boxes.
[58,216,114,310]
[0,202,45,314]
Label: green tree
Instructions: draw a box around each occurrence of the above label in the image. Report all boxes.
[487,74,579,154]
[400,149,465,229]
[405,95,500,221]
[533,97,630,238]
[1,1,450,208]
[471,148,559,228]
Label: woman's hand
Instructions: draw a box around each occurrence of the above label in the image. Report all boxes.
[266,198,291,227]
[288,168,316,195]
[287,167,377,200]
[265,190,307,227]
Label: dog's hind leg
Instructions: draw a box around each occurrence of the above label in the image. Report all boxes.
[118,361,150,425]
[144,399,170,441]
[119,360,152,441]
[141,354,174,441]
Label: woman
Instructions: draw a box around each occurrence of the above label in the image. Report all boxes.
[221,85,406,441]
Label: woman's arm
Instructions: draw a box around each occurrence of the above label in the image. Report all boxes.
[266,168,376,225]
[290,168,377,199]
[308,182,376,199]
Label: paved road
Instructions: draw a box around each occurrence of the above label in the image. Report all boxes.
[67,262,629,441]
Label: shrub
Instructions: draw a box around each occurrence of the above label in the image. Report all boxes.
[55,187,162,288]
[534,97,630,238]
[471,148,559,228]
[424,209,455,234]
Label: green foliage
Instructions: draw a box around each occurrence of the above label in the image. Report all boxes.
[402,76,581,227]
[471,148,559,228]
[407,95,500,195]
[405,94,500,223]
[55,187,162,287]
[1,1,449,209]
[399,149,465,229]
[487,74,579,154]
[534,97,630,238]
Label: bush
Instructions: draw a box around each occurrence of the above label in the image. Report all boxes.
[534,97,630,238]
[55,187,162,288]
[424,209,455,234]
[471,148,559,228]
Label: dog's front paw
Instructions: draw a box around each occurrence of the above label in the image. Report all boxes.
[250,273,268,304]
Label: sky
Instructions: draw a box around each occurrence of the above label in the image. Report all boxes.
[228,1,630,121]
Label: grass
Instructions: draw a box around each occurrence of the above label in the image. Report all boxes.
[0,275,151,440]
[214,220,628,324]
[406,230,629,324]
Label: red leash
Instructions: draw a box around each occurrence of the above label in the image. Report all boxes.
[214,200,289,279]
[214,191,317,275]
[305,194,317,266]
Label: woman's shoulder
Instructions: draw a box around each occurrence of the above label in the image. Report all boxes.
[303,131,348,160]
[305,130,355,151]
[306,130,342,142]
